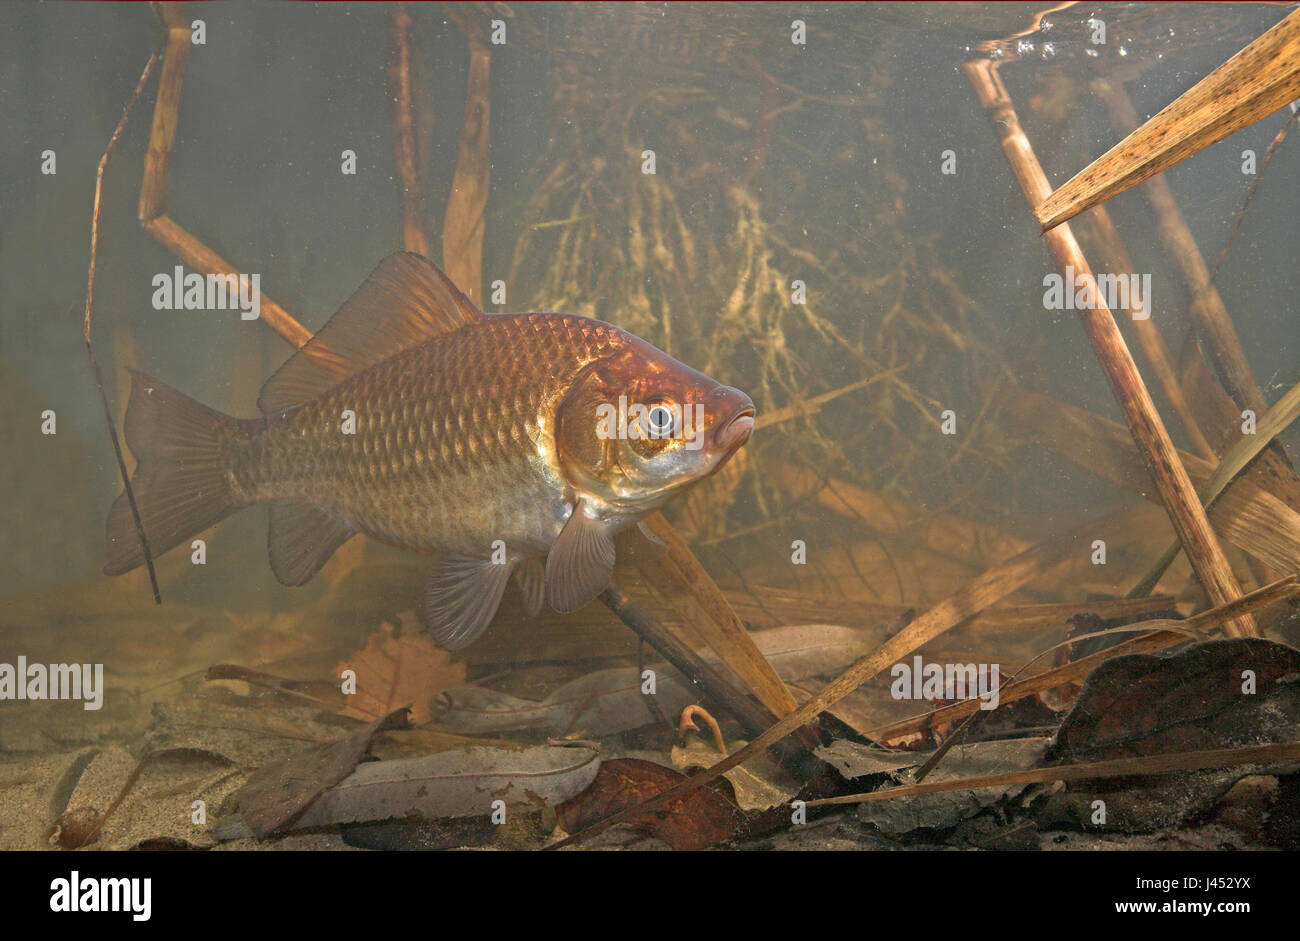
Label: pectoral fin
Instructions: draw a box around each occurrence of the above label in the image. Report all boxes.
[421,557,514,651]
[546,500,616,613]
[513,558,546,617]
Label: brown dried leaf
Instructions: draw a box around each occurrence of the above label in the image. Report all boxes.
[1037,638,1300,831]
[235,708,411,839]
[556,758,740,850]
[335,615,466,725]
[1050,638,1300,761]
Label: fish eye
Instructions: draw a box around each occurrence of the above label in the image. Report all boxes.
[647,403,676,437]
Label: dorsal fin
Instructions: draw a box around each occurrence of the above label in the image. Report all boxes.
[258,252,484,414]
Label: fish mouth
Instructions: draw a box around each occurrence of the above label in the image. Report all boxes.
[713,404,756,453]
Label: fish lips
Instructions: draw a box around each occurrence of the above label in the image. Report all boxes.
[710,388,756,455]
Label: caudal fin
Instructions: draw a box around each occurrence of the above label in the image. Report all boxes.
[104,370,243,575]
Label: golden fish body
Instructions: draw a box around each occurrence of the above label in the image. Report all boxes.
[106,254,755,649]
[232,314,616,558]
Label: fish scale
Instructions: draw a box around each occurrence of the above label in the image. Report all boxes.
[230,314,616,556]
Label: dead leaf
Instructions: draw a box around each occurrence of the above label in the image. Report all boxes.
[671,739,800,811]
[1050,638,1300,761]
[335,615,466,724]
[291,744,600,829]
[1037,638,1300,831]
[233,708,411,839]
[857,737,1049,834]
[556,758,740,850]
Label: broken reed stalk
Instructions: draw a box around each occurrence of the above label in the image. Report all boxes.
[871,575,1299,742]
[639,513,800,719]
[1129,374,1300,597]
[806,741,1300,808]
[1034,8,1300,232]
[1080,206,1216,461]
[965,59,1256,638]
[440,34,491,302]
[388,2,430,256]
[138,6,312,349]
[86,37,166,605]
[1091,77,1272,421]
[597,583,809,768]
[548,507,1129,849]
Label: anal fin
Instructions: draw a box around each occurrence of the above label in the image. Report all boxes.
[268,501,356,586]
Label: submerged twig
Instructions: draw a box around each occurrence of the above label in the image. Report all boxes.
[807,742,1300,808]
[389,2,430,256]
[872,575,1299,744]
[85,37,165,605]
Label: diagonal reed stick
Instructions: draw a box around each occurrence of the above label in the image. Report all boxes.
[806,741,1300,808]
[1034,8,1300,232]
[965,58,1256,638]
[871,575,1298,743]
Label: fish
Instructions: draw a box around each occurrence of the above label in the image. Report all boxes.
[104,253,755,650]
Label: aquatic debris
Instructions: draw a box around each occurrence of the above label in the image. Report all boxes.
[967,57,1257,637]
[556,758,739,850]
[1035,638,1300,831]
[289,744,600,830]
[869,577,1299,742]
[333,615,466,725]
[433,624,872,736]
[231,708,411,839]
